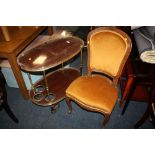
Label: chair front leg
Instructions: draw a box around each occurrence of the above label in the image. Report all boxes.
[65,96,72,113]
[102,114,110,127]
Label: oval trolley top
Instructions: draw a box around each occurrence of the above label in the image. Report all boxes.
[17,36,84,72]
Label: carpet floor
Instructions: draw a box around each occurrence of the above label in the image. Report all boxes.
[0,47,154,129]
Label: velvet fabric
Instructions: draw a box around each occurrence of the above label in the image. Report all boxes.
[89,31,127,77]
[66,75,118,114]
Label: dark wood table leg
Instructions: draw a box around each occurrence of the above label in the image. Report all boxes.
[134,81,155,128]
[120,75,135,107]
[121,76,137,115]
[134,104,150,128]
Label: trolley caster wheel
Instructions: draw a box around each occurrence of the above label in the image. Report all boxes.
[51,103,60,113]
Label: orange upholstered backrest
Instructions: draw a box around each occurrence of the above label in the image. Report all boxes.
[87,27,132,84]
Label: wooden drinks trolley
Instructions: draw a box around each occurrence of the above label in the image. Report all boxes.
[17,35,84,111]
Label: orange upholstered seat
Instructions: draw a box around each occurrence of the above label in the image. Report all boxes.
[65,27,132,127]
[66,75,118,114]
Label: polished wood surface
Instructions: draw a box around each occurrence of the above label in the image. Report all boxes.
[120,80,149,102]
[17,36,84,72]
[0,26,46,99]
[29,68,80,106]
[0,26,46,54]
[0,26,11,41]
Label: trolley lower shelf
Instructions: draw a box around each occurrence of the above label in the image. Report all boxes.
[29,68,80,106]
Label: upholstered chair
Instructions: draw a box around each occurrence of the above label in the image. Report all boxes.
[65,27,132,126]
